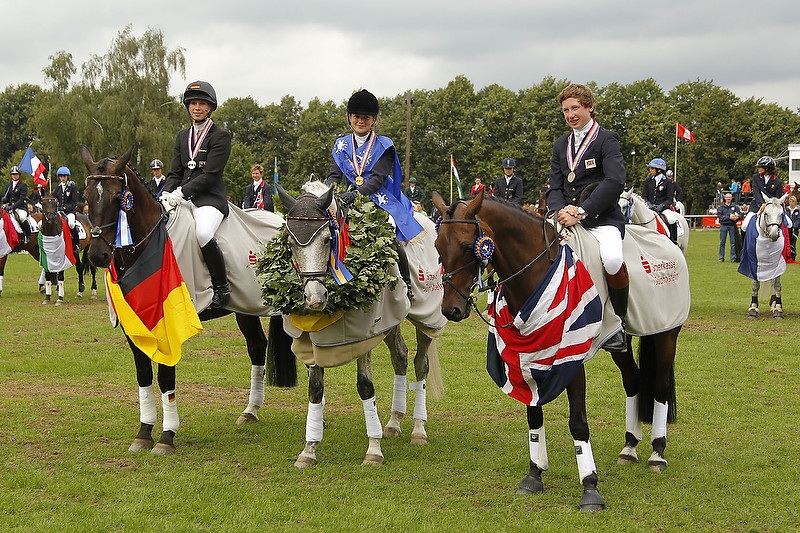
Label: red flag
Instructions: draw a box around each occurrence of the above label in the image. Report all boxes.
[676,123,695,143]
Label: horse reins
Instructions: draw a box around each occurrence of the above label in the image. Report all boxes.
[439,209,559,327]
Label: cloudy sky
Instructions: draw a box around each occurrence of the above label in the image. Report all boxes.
[3,0,799,112]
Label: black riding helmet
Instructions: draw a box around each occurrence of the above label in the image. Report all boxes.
[347,89,379,116]
[183,80,218,111]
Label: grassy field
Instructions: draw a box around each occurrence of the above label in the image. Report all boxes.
[1,229,799,532]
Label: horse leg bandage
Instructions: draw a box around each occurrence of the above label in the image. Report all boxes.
[362,396,383,439]
[57,280,64,298]
[574,440,597,482]
[161,390,179,433]
[138,385,157,426]
[528,428,549,471]
[626,395,643,441]
[45,280,52,296]
[38,269,46,285]
[305,397,325,443]
[652,401,668,441]
[247,365,266,410]
[410,380,427,421]
[391,375,407,414]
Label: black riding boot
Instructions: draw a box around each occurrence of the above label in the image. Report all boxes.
[22,219,31,244]
[70,225,80,256]
[603,263,629,352]
[200,238,231,309]
[395,238,414,303]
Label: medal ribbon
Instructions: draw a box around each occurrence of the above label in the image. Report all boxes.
[351,132,377,179]
[188,119,214,164]
[566,120,600,174]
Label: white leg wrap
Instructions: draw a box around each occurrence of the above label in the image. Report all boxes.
[410,380,427,421]
[38,269,46,284]
[305,397,325,443]
[626,395,643,441]
[138,385,157,425]
[528,428,548,471]
[391,375,406,414]
[248,365,266,409]
[161,390,179,433]
[45,280,52,296]
[651,401,668,441]
[57,279,64,298]
[574,440,597,482]
[362,396,383,439]
[0,275,3,291]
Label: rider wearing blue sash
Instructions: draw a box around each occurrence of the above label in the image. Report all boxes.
[326,89,421,301]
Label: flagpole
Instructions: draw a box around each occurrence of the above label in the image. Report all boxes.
[449,154,453,204]
[674,123,679,181]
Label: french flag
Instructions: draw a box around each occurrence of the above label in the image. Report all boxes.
[19,147,48,186]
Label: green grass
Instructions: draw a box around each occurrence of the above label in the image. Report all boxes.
[1,230,800,532]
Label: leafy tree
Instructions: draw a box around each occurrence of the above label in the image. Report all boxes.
[286,98,343,190]
[0,83,41,169]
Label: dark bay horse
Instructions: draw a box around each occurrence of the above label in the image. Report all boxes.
[39,195,72,305]
[432,190,683,512]
[80,145,296,454]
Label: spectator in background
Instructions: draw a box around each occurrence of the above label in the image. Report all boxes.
[404,177,426,207]
[741,178,752,204]
[470,177,486,197]
[492,157,523,207]
[786,195,800,260]
[243,164,274,211]
[146,159,167,200]
[717,192,741,262]
[730,178,741,203]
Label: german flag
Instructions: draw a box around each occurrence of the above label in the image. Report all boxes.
[106,222,202,366]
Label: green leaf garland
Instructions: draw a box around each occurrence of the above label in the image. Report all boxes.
[255,194,398,315]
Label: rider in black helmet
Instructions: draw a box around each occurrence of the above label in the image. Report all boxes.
[161,80,233,309]
[750,155,783,213]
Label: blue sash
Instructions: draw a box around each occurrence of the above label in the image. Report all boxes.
[332,134,423,242]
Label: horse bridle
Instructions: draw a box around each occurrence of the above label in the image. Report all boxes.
[285,213,332,286]
[439,208,559,326]
[84,173,165,260]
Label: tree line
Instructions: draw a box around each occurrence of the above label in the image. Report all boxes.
[2,26,799,214]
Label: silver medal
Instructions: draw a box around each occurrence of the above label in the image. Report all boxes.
[187,159,197,170]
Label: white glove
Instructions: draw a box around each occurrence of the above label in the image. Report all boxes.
[165,187,184,207]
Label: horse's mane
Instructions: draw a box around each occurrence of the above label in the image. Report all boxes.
[301,179,330,197]
[95,156,145,186]
[455,193,545,222]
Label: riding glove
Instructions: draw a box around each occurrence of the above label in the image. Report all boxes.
[336,191,358,206]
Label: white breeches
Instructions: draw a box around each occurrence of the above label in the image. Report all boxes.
[191,204,224,247]
[586,225,624,275]
[65,212,76,229]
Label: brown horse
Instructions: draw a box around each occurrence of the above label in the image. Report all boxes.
[80,145,296,454]
[432,190,683,512]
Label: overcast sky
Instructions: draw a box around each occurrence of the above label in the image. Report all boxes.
[3,0,799,114]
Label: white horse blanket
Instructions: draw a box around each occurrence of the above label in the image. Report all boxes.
[284,212,447,367]
[563,223,691,355]
[165,201,285,315]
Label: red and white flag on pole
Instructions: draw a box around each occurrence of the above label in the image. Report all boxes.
[676,123,695,143]
[19,146,48,186]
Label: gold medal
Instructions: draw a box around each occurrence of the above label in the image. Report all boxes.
[567,171,575,182]
[355,175,364,186]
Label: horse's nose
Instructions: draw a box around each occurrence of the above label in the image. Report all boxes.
[442,305,470,322]
[304,280,328,310]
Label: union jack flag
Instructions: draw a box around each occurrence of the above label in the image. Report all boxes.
[486,243,602,406]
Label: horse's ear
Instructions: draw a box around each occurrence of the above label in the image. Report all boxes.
[80,145,96,170]
[276,184,296,212]
[118,146,135,168]
[464,188,484,219]
[316,187,333,212]
[431,191,448,218]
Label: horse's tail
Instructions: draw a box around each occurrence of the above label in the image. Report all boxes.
[426,337,444,401]
[637,334,677,424]
[267,315,297,387]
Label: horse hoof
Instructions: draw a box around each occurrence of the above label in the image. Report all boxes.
[42,299,50,305]
[39,285,45,293]
[516,474,544,494]
[579,488,605,513]
[410,433,427,445]
[362,453,385,466]
[294,455,317,468]
[76,292,83,299]
[647,452,668,473]
[55,299,64,306]
[773,313,784,319]
[151,442,175,455]
[617,445,638,464]
[384,425,401,438]
[128,437,155,452]
[236,412,259,425]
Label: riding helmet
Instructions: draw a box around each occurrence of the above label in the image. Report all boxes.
[666,170,674,177]
[502,157,516,169]
[10,166,20,174]
[183,80,218,111]
[150,159,164,169]
[647,158,667,171]
[756,156,775,169]
[347,89,379,116]
[56,166,71,176]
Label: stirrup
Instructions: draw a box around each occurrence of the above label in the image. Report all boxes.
[210,286,231,309]
[602,330,626,352]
